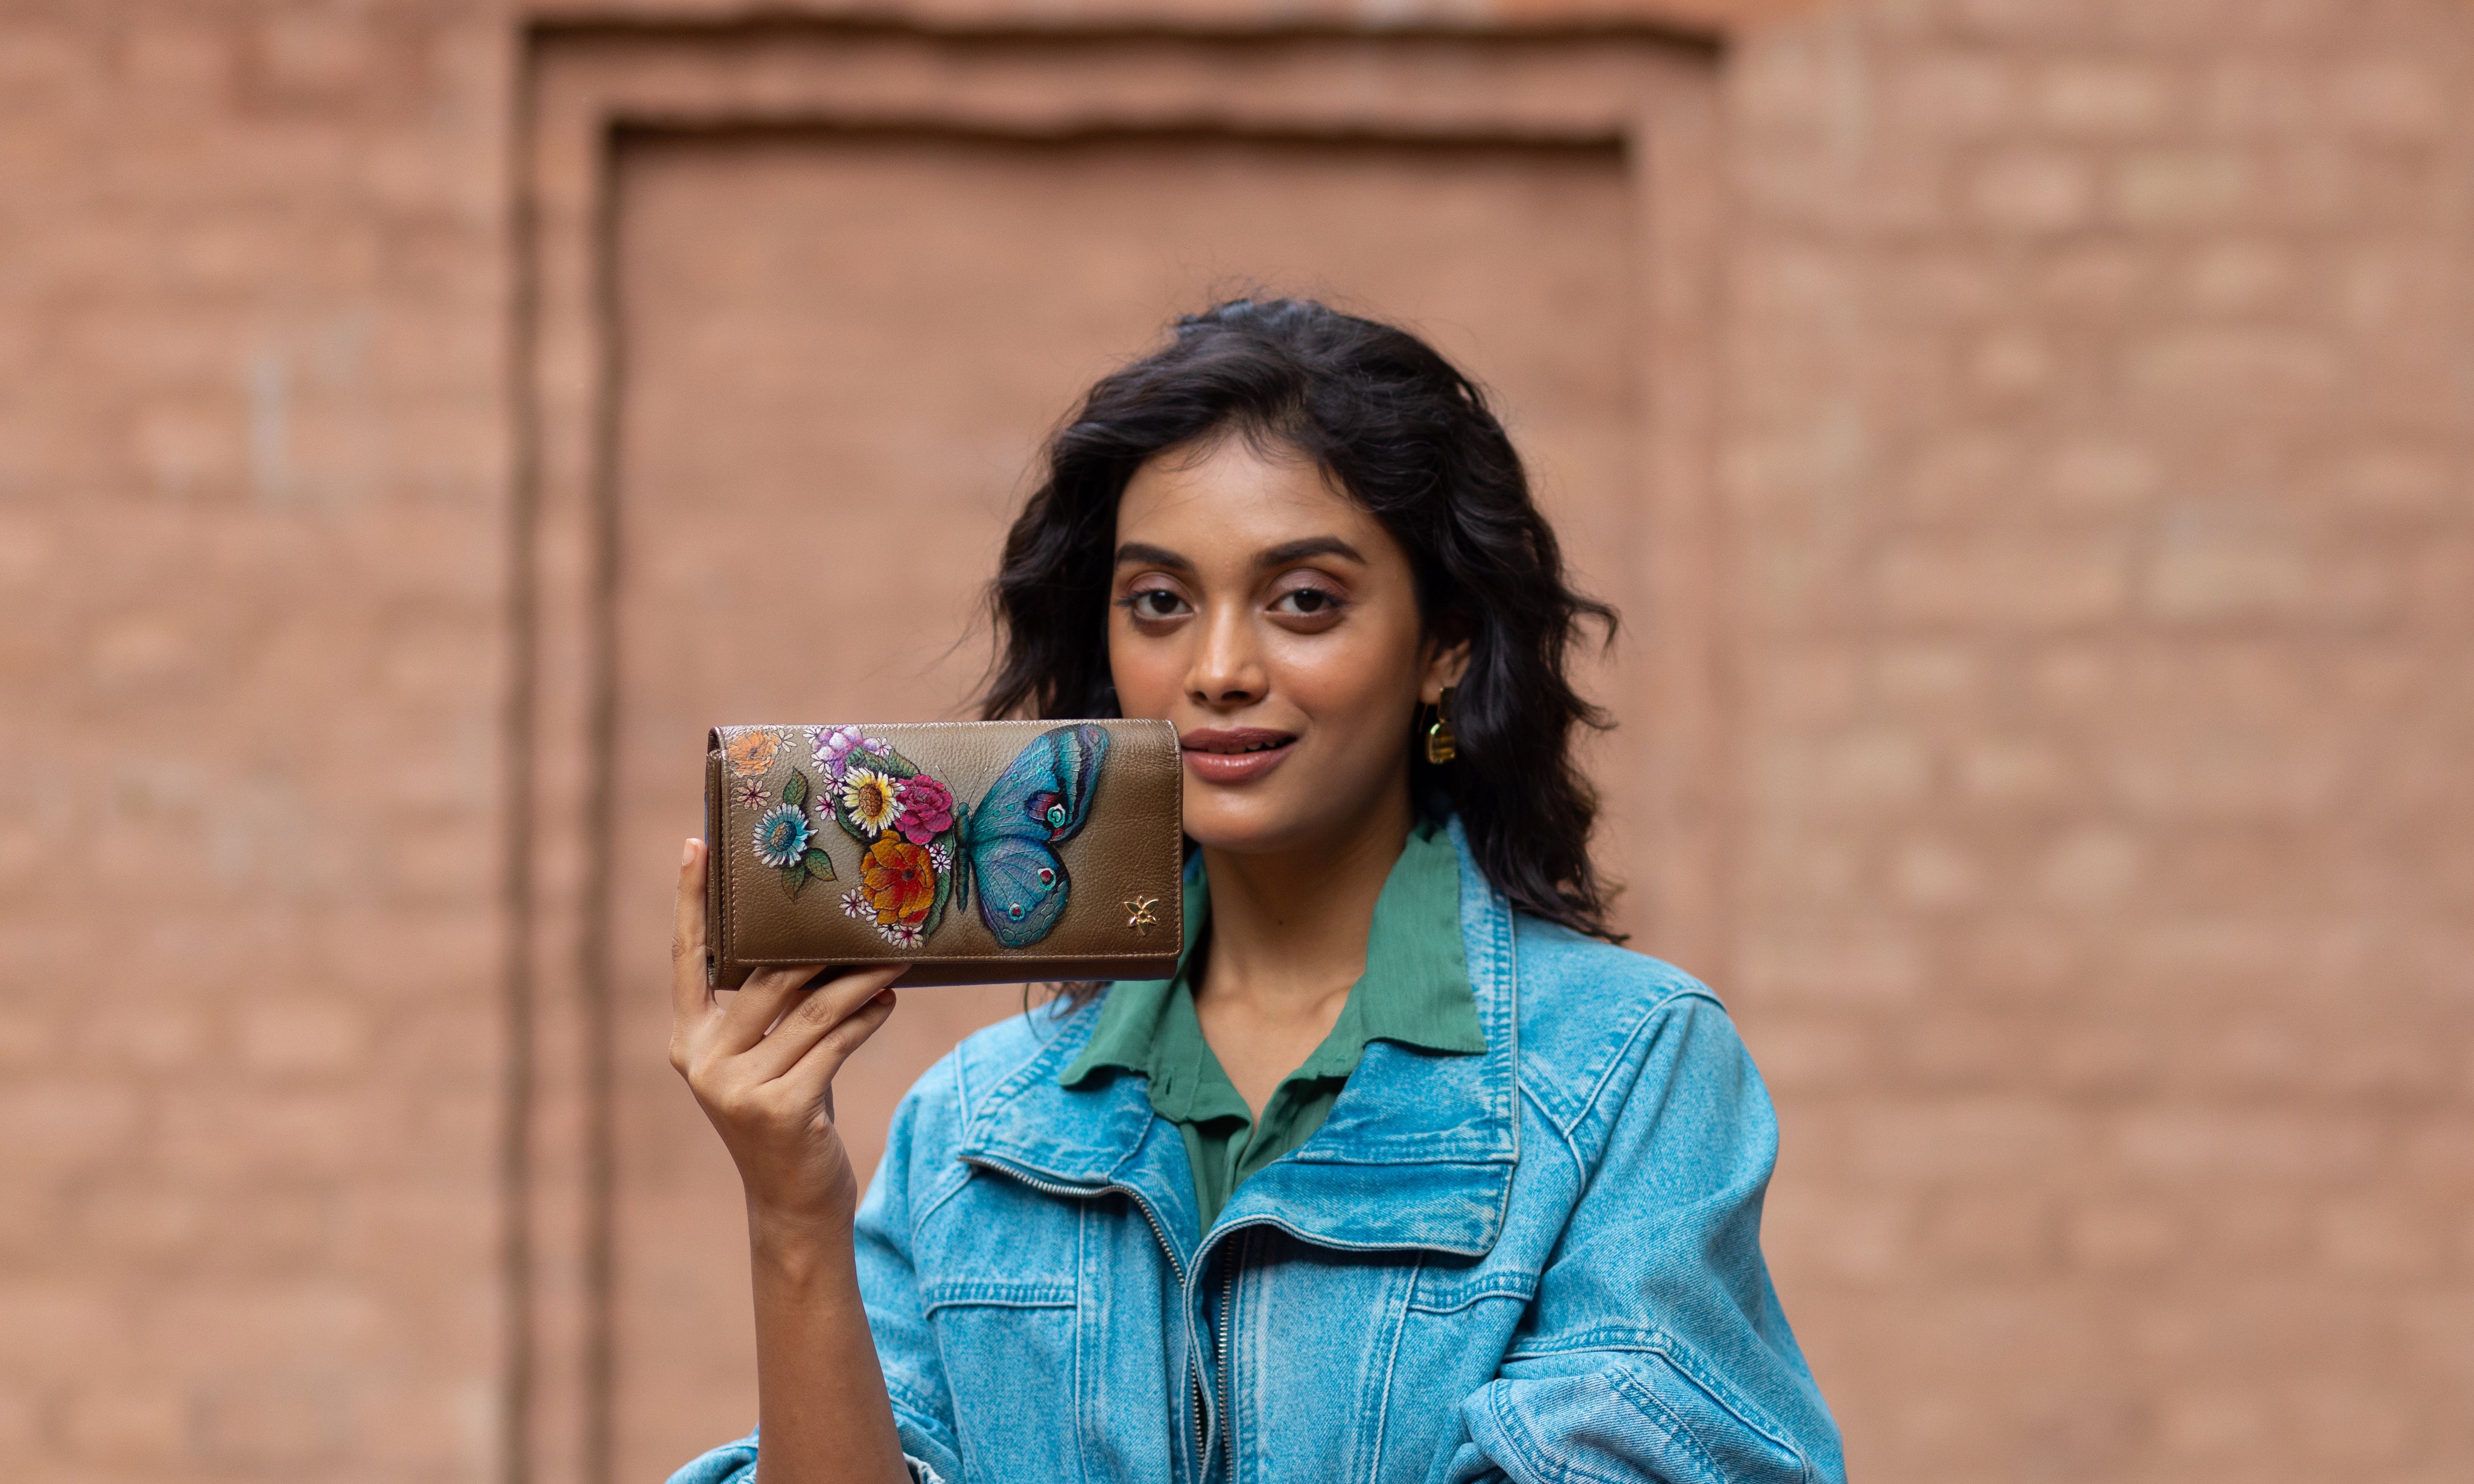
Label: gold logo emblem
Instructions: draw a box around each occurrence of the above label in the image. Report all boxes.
[1124,895,1160,936]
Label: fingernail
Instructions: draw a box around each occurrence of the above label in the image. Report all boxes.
[873,989,895,1007]
[681,839,696,866]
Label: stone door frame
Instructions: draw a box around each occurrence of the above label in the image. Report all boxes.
[507,16,1729,1483]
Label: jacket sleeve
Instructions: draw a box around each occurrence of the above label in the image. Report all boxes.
[664,1061,968,1484]
[1427,992,1845,1484]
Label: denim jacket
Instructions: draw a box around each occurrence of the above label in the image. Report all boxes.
[671,819,1844,1484]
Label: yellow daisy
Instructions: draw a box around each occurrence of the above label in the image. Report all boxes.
[841,767,902,837]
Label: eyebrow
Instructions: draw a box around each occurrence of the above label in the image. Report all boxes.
[1110,536,1368,571]
[1256,536,1367,568]
[1112,541,1194,571]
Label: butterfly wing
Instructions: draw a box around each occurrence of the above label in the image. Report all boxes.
[964,724,1109,948]
[971,723,1107,843]
[970,837,1070,948]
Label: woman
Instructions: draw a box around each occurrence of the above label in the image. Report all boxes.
[667,299,1843,1483]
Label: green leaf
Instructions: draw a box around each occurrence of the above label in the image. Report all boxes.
[801,847,835,881]
[782,769,809,809]
[863,746,919,780]
[781,861,809,901]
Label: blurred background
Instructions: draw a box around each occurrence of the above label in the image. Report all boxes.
[4,1,2470,1482]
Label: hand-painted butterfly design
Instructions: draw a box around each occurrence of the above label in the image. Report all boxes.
[767,722,1110,949]
[950,723,1110,948]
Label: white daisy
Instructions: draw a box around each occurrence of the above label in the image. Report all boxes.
[838,886,872,921]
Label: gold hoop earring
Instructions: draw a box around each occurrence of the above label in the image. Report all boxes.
[1424,685,1458,765]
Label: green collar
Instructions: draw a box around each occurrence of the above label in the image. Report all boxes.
[1060,815,1487,1114]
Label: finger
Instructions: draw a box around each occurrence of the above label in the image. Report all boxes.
[769,988,898,1114]
[670,839,713,1023]
[714,962,902,1059]
[707,962,832,1054]
[737,966,907,1083]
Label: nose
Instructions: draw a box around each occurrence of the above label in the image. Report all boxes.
[1185,600,1265,709]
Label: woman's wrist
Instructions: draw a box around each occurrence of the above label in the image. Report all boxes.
[746,1200,861,1289]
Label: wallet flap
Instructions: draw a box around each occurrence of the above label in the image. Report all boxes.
[706,720,1183,988]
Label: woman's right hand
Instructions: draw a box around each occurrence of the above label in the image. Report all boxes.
[669,837,904,1247]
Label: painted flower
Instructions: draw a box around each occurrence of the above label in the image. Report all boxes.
[926,842,952,873]
[892,775,955,846]
[752,805,812,869]
[838,886,872,921]
[841,767,903,838]
[732,780,769,811]
[877,921,924,949]
[861,837,936,925]
[723,729,783,778]
[810,725,867,779]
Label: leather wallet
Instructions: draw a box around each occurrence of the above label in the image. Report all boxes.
[705,719,1185,988]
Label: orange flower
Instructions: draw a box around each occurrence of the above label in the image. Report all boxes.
[862,837,936,925]
[723,729,783,778]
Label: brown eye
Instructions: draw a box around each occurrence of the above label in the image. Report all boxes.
[1121,588,1188,620]
[1273,586,1344,617]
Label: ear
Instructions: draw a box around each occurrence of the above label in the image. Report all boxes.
[1419,624,1472,705]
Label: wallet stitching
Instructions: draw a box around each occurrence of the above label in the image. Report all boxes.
[730,950,1175,965]
[723,736,740,980]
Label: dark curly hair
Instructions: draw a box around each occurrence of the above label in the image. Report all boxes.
[981,296,1621,947]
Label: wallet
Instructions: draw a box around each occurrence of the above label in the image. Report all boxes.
[704,719,1185,988]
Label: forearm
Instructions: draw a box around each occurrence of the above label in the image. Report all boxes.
[748,1213,912,1484]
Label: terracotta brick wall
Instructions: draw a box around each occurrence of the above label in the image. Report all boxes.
[0,4,515,1482]
[1726,2,2474,1479]
[2,1,2468,1482]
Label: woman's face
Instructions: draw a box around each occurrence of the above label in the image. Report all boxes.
[1108,433,1465,858]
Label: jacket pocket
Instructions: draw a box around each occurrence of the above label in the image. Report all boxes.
[924,1281,1081,1480]
[1404,1267,1538,1318]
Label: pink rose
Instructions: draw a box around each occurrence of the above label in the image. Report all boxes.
[892,775,955,846]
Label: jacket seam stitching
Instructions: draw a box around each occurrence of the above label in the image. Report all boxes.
[1518,1080,1585,1174]
[1485,1380,1603,1484]
[882,1384,958,1467]
[1405,1274,1537,1315]
[1499,893,1522,1246]
[921,1291,1075,1312]
[909,1158,976,1234]
[1607,1366,1726,1484]
[967,1004,1103,1130]
[1644,1338,1813,1479]
[1568,988,1722,1140]
[1504,1329,1812,1478]
[950,1036,976,1129]
[1072,1202,1091,1484]
[1365,1253,1420,1481]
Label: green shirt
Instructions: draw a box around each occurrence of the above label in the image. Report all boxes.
[1059,816,1488,1231]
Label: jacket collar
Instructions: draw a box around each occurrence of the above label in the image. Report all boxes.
[954,814,1520,1265]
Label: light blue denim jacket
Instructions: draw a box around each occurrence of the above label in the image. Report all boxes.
[672,820,1843,1484]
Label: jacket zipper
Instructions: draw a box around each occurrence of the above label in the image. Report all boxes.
[956,1156,1187,1284]
[1213,1229,1244,1481]
[958,1156,1212,1480]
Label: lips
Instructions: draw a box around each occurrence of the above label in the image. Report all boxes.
[1179,726,1297,785]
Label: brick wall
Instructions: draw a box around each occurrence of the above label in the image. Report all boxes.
[2,1,2469,1482]
[1726,1,2474,1479]
[0,4,514,1482]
